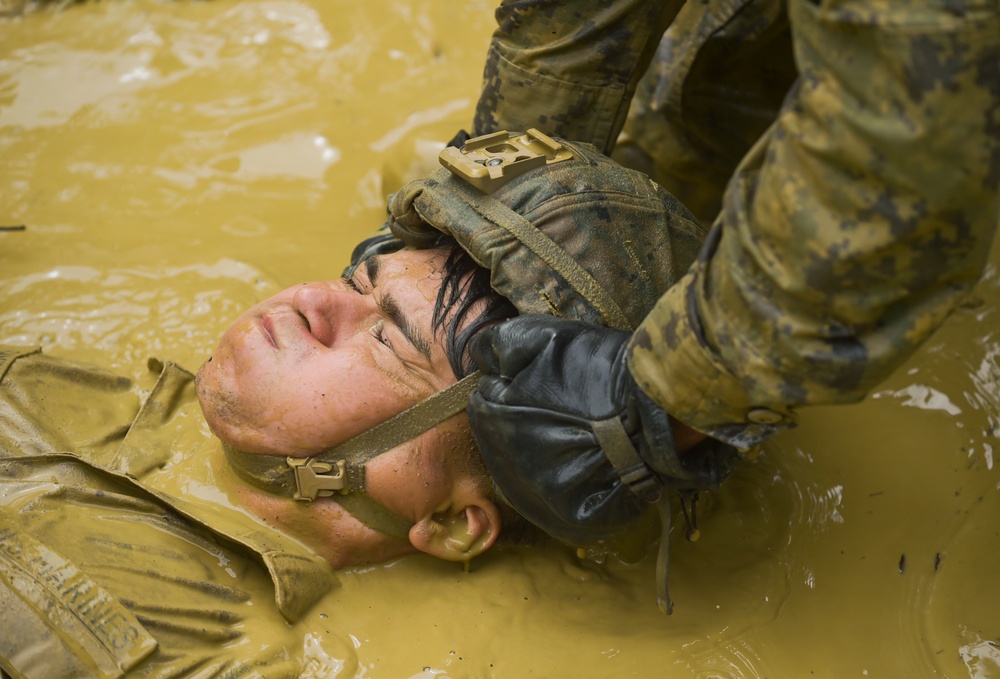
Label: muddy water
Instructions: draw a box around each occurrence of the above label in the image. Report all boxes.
[1,1,998,677]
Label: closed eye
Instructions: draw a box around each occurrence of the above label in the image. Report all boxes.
[342,275,363,294]
[370,319,391,348]
[349,255,432,363]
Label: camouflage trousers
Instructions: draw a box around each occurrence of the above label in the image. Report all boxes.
[471,0,796,227]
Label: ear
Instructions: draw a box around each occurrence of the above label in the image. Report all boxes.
[409,501,501,562]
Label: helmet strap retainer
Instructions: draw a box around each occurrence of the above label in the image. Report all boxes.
[224,372,481,542]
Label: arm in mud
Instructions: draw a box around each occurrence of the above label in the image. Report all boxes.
[627,0,1000,450]
[470,0,684,154]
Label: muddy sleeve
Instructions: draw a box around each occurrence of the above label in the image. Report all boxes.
[627,0,1000,450]
[470,0,684,155]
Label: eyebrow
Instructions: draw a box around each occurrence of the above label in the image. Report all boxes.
[366,256,433,362]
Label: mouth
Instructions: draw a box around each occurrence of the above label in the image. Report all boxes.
[258,314,279,349]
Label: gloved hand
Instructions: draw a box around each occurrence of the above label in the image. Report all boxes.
[467,315,738,550]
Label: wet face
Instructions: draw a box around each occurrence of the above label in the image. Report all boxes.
[197,247,458,455]
[196,247,499,568]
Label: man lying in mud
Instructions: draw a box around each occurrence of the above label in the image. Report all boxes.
[193,129,725,572]
[6,0,997,670]
[196,245,519,568]
[1,131,717,678]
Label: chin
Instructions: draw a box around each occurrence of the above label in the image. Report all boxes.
[195,362,263,450]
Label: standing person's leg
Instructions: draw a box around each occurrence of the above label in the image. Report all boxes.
[471,0,685,155]
[614,0,796,227]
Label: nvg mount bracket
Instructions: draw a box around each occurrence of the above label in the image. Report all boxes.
[440,128,574,194]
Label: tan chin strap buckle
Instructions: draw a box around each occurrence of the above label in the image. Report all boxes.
[287,457,348,501]
[440,128,573,193]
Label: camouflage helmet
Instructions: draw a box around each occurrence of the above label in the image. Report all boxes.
[224,131,724,604]
[382,129,707,330]
[379,131,735,615]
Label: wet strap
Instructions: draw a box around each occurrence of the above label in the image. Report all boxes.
[332,493,412,541]
[225,372,481,541]
[592,416,661,503]
[654,496,674,615]
[447,178,633,330]
[592,413,674,615]
[319,371,480,466]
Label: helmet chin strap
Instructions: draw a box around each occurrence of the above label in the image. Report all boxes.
[223,372,481,542]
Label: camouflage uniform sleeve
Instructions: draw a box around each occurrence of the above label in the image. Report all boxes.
[471,0,684,155]
[627,0,1000,450]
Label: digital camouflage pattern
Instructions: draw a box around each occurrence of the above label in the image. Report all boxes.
[385,138,707,331]
[472,0,797,227]
[473,0,1000,450]
[613,0,796,227]
[471,0,685,157]
[630,0,1000,449]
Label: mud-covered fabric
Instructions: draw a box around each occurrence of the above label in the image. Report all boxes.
[628,0,1000,449]
[386,139,707,330]
[0,457,317,678]
[471,0,796,228]
[470,0,1000,449]
[471,0,685,157]
[0,348,340,678]
[612,0,796,226]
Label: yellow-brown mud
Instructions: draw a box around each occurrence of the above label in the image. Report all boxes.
[1,1,998,676]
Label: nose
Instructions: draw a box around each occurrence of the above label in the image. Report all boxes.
[291,282,375,347]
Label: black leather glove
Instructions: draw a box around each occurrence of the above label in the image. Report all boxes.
[468,315,738,549]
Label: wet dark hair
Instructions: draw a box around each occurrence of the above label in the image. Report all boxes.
[348,231,542,544]
[431,240,519,379]
[348,231,518,377]
[428,240,547,546]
